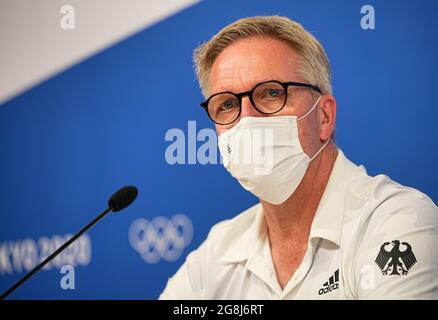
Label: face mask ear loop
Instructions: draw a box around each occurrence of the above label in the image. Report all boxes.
[297,95,322,121]
[309,137,331,162]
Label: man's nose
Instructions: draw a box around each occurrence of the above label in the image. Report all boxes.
[240,96,262,118]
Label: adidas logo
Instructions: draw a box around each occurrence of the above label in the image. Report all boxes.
[318,269,339,295]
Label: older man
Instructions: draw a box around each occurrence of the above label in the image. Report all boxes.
[160,16,438,299]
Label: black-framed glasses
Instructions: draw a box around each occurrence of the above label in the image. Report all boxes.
[200,80,322,125]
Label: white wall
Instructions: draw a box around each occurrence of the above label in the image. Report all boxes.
[0,0,200,105]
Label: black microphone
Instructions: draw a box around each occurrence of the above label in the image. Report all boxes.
[0,185,138,300]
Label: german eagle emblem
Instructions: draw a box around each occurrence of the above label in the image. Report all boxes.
[375,240,417,275]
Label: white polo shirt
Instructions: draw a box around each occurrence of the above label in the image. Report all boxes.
[159,149,438,299]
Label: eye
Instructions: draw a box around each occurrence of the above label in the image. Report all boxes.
[257,87,285,100]
[268,89,282,97]
[220,99,235,111]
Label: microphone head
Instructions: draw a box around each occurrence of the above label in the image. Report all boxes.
[108,186,138,212]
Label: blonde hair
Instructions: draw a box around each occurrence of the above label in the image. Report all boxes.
[193,15,332,97]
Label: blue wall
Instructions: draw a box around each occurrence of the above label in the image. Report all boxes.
[1,0,437,299]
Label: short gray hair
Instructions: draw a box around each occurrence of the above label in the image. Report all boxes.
[193,15,332,97]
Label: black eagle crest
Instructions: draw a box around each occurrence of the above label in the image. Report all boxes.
[375,240,417,275]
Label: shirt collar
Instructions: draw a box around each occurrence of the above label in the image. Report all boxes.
[220,203,267,263]
[220,149,358,263]
[308,149,353,246]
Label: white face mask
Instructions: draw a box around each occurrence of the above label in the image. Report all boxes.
[217,96,329,205]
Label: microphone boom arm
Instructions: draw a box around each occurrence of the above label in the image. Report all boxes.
[0,206,113,300]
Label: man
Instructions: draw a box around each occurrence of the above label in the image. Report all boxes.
[159,15,438,299]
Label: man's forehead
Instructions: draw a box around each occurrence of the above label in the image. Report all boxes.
[209,37,300,94]
[210,59,285,92]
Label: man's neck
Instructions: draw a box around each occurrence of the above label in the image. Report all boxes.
[261,144,338,244]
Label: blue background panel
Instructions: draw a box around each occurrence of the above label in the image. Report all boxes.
[0,0,437,299]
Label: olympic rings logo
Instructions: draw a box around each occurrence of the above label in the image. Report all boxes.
[128,214,194,264]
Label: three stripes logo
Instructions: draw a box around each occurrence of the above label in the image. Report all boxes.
[318,269,339,295]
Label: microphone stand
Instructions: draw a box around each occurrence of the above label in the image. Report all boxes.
[0,206,114,300]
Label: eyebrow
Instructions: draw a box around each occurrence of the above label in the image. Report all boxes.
[210,78,288,95]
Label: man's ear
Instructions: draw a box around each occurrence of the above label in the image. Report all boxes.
[318,95,336,141]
